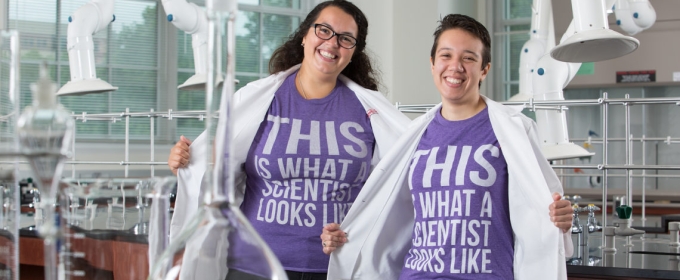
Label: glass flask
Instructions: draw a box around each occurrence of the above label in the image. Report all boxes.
[0,30,21,280]
[16,63,75,280]
[148,1,286,279]
[55,177,174,279]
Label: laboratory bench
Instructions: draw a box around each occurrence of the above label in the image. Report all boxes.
[18,206,152,280]
[14,208,680,280]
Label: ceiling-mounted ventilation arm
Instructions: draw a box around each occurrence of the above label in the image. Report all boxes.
[551,0,639,63]
[532,52,592,160]
[530,2,596,160]
[58,0,118,96]
[614,0,656,35]
[510,0,553,101]
[161,0,213,90]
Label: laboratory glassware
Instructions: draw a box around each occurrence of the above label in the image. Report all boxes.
[16,63,75,280]
[0,30,21,280]
[148,0,286,279]
[57,177,172,278]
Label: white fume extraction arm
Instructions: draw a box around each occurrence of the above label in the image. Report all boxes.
[614,0,656,35]
[509,0,555,102]
[531,0,637,160]
[551,0,639,62]
[518,0,648,160]
[58,0,118,96]
[162,0,216,90]
[533,21,592,160]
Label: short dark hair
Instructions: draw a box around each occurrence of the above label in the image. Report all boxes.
[430,14,491,70]
[268,0,379,91]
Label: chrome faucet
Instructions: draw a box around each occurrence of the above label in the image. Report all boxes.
[571,204,582,235]
[586,204,602,233]
[567,201,602,266]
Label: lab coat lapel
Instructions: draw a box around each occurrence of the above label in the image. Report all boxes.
[229,65,299,205]
[339,75,411,167]
[485,97,562,280]
[231,66,298,165]
[170,131,208,242]
[329,105,436,279]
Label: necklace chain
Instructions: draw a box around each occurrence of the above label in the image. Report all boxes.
[297,74,308,100]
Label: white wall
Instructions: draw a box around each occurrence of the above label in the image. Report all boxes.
[349,0,394,98]
[0,0,6,30]
[352,0,493,111]
[351,0,439,110]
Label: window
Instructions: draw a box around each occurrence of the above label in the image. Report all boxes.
[8,0,159,140]
[176,0,305,138]
[5,0,310,142]
[493,0,532,101]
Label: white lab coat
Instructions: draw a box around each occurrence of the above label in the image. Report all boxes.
[328,96,574,280]
[168,65,411,278]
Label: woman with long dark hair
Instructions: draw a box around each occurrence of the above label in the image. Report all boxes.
[169,1,409,279]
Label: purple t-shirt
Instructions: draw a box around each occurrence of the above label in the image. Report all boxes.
[239,71,375,272]
[399,107,514,279]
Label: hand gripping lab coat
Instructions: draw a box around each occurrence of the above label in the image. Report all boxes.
[328,96,574,280]
[168,65,411,279]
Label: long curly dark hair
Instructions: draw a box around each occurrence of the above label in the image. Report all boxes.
[268,0,379,91]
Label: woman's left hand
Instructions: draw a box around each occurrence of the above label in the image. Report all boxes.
[320,223,348,255]
[549,192,573,233]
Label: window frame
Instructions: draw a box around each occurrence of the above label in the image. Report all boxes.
[172,0,311,140]
[492,0,532,101]
[3,0,313,144]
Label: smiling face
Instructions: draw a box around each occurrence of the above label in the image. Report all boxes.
[430,28,490,105]
[300,6,357,79]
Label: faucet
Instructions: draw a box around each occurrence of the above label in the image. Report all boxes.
[570,204,582,235]
[603,205,645,267]
[586,204,602,233]
[568,203,602,266]
[610,205,644,236]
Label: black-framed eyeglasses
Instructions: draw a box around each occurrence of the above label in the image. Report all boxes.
[313,23,357,49]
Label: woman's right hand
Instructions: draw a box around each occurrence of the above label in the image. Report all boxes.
[168,135,192,175]
[320,223,348,255]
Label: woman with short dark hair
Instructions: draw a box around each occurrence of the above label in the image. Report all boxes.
[326,14,573,280]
